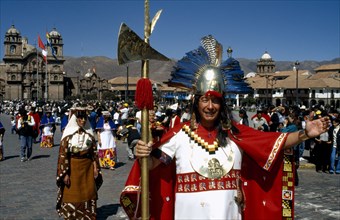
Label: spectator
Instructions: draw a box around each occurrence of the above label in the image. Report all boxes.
[252,109,269,131]
[313,110,332,173]
[95,111,117,170]
[120,103,129,126]
[329,117,340,174]
[124,118,141,160]
[180,106,191,123]
[238,109,249,126]
[89,108,98,131]
[17,108,35,162]
[10,116,16,134]
[39,108,56,148]
[0,120,5,161]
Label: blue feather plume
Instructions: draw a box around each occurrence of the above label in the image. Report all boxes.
[167,36,253,95]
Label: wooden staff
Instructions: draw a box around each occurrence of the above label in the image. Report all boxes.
[117,1,168,218]
[141,1,150,219]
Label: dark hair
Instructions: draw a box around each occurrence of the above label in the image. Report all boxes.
[239,109,248,118]
[192,94,239,146]
[75,111,88,119]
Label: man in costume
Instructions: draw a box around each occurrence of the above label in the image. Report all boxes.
[56,104,102,219]
[120,36,330,219]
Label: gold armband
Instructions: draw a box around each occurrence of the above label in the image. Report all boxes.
[298,130,310,141]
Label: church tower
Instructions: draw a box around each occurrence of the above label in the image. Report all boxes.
[4,25,23,58]
[3,25,24,99]
[257,51,275,74]
[46,27,65,100]
[47,28,64,58]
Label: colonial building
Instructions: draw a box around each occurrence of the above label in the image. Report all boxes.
[245,51,340,108]
[77,68,109,100]
[1,25,65,100]
[0,25,110,101]
[108,76,188,104]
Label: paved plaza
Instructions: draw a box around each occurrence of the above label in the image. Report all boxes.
[0,113,339,219]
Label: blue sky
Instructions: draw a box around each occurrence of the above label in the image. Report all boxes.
[1,0,339,62]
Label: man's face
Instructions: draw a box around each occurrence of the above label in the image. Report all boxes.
[198,95,221,126]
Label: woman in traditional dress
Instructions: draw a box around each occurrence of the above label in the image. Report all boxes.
[95,111,117,170]
[39,108,55,148]
[56,106,102,219]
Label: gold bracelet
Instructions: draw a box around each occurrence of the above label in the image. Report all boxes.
[298,130,310,141]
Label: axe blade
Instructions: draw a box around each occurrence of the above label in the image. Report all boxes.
[117,23,170,65]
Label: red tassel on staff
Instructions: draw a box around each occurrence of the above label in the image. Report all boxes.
[135,78,154,110]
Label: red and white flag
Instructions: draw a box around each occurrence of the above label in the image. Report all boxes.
[38,35,47,61]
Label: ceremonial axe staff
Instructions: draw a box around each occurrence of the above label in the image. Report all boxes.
[117,1,170,218]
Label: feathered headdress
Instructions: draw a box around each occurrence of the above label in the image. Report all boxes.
[167,35,252,96]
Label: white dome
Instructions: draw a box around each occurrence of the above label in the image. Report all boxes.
[261,51,271,60]
[245,72,256,78]
[49,28,61,37]
[6,25,20,35]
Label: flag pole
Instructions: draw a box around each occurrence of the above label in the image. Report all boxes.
[141,0,150,219]
[36,37,39,101]
[45,51,48,101]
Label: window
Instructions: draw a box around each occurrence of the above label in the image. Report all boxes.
[10,45,16,54]
[53,47,58,55]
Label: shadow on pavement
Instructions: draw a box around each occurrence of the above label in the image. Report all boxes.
[1,155,19,160]
[115,162,127,169]
[30,155,51,160]
[97,203,120,219]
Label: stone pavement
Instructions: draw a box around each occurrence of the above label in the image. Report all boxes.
[0,113,339,220]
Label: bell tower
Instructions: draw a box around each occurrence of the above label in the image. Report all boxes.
[4,25,23,58]
[257,51,276,74]
[48,27,63,58]
[46,27,65,100]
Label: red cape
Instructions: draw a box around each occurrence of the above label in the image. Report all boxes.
[120,122,295,220]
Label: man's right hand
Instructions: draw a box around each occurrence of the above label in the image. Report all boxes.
[135,140,152,157]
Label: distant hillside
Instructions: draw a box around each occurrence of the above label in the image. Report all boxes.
[64,56,340,83]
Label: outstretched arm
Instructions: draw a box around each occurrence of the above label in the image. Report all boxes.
[284,112,330,149]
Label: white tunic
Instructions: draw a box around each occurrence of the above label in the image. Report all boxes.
[98,123,116,150]
[160,129,243,220]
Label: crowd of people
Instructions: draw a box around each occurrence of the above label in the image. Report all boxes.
[0,96,338,219]
[238,104,340,176]
[0,99,339,173]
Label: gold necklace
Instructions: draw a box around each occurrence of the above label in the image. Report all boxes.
[182,125,219,154]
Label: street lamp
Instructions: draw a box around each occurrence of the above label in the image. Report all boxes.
[294,60,300,106]
[265,73,269,106]
[268,77,277,105]
[125,65,129,101]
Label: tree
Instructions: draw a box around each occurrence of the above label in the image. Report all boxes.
[102,91,118,101]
